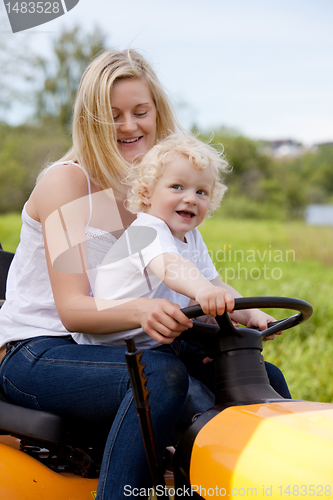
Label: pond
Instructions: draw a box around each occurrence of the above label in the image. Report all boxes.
[305,204,333,226]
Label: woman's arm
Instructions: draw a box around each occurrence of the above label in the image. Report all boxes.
[29,165,192,344]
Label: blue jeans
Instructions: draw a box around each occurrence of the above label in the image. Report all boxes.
[0,335,290,499]
[156,339,291,421]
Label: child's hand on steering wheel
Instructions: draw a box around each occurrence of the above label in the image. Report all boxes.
[195,285,235,318]
[246,310,283,341]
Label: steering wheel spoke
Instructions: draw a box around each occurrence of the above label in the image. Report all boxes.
[180,296,312,405]
[180,297,312,356]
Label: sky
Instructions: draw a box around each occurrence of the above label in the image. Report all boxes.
[1,0,332,145]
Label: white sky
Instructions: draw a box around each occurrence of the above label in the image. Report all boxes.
[1,0,332,145]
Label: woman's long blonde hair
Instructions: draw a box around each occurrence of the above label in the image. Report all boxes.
[38,49,180,194]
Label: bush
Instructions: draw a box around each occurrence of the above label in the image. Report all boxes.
[0,122,71,213]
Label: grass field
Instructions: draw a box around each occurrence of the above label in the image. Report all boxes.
[1,212,333,403]
[199,217,333,403]
[0,213,22,253]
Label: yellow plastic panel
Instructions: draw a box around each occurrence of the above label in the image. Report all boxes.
[0,437,98,500]
[190,401,333,499]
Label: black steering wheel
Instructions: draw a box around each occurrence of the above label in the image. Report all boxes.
[182,296,312,338]
[179,296,313,358]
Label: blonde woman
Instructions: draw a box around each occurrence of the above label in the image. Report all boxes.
[0,50,290,499]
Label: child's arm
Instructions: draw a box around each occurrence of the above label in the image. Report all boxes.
[209,276,278,337]
[147,253,235,317]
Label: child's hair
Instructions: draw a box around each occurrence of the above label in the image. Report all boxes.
[38,49,181,194]
[126,133,229,217]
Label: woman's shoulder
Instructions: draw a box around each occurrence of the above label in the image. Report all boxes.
[40,161,88,184]
[29,162,92,223]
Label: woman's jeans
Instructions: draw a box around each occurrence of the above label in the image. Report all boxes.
[0,335,290,499]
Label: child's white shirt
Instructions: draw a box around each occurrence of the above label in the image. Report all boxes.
[73,213,218,348]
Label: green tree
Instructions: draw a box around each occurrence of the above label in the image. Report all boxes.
[0,24,108,213]
[32,25,108,128]
[0,14,36,122]
[198,128,313,220]
[0,122,71,212]
[308,145,333,200]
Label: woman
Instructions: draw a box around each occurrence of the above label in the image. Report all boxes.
[0,49,290,499]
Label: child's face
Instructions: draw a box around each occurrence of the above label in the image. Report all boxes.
[142,154,213,241]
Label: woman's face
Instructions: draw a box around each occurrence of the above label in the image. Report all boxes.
[111,77,157,163]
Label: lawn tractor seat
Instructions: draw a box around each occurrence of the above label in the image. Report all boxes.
[0,243,107,477]
[0,243,14,307]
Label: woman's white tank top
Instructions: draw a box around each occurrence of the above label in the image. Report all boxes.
[0,162,116,346]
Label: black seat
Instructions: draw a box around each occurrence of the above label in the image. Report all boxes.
[0,391,69,443]
[0,243,106,476]
[0,243,14,306]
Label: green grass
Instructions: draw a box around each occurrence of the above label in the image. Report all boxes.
[199,217,333,403]
[0,213,22,252]
[1,213,333,403]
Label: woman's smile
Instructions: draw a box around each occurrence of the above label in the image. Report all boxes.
[111,78,157,163]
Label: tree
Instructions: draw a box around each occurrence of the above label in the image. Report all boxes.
[32,25,108,128]
[0,24,108,212]
[0,14,36,123]
[0,22,109,128]
[0,122,71,212]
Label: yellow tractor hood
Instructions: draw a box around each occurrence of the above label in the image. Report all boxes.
[190,401,333,498]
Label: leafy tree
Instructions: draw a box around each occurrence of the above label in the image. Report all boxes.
[0,14,36,122]
[0,122,71,212]
[0,24,108,212]
[198,128,321,220]
[308,145,333,198]
[32,25,108,128]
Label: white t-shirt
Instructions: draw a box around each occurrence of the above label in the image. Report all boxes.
[73,213,218,348]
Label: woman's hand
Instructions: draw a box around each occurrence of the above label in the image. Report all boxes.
[139,298,193,344]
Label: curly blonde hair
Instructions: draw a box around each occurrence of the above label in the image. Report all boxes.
[126,133,229,217]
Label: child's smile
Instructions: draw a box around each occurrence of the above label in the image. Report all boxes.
[176,210,196,220]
